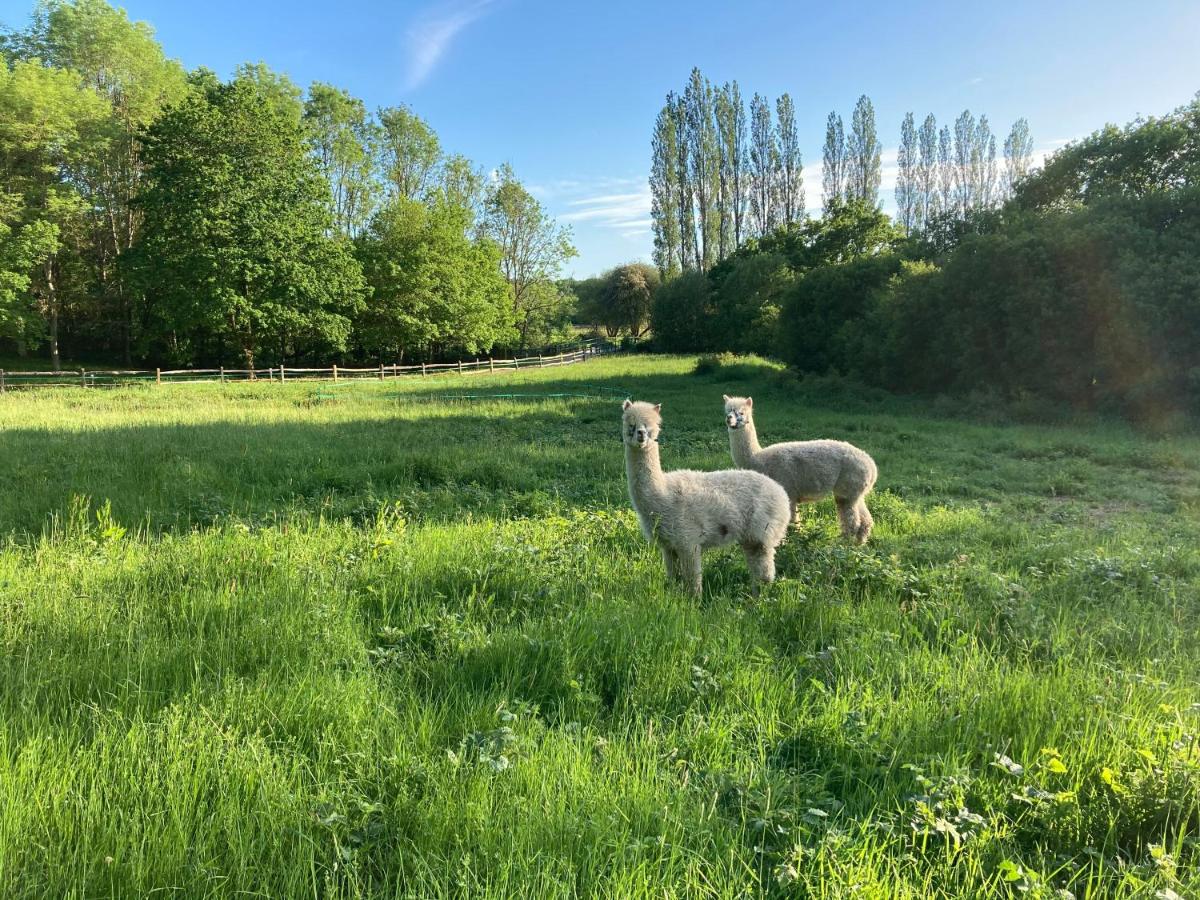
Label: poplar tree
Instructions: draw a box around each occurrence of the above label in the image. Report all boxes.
[684,68,718,269]
[896,112,918,232]
[650,101,682,275]
[727,81,748,248]
[917,113,938,224]
[821,111,845,212]
[953,109,976,216]
[776,93,804,225]
[1003,117,1034,197]
[750,93,777,236]
[846,95,882,206]
[938,125,954,214]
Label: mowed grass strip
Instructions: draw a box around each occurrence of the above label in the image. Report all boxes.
[0,355,1198,898]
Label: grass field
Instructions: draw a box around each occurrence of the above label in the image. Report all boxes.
[1,354,1198,898]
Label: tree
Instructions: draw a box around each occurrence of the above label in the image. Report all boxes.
[846,95,882,206]
[18,0,189,363]
[776,92,804,226]
[975,115,998,209]
[132,74,365,368]
[669,92,696,271]
[1003,117,1033,197]
[821,111,845,212]
[937,125,954,214]
[0,58,108,369]
[480,163,577,347]
[377,104,441,203]
[750,93,778,236]
[684,68,718,269]
[1013,96,1198,210]
[304,82,377,237]
[713,83,736,259]
[355,197,514,360]
[896,112,918,232]
[917,114,939,224]
[650,100,682,275]
[952,109,976,216]
[726,81,748,248]
[602,262,659,337]
[437,153,486,223]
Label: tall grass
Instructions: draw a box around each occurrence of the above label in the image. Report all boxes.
[0,355,1197,897]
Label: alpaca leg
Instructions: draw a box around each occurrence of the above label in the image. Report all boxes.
[788,499,798,525]
[677,546,702,597]
[854,501,873,544]
[835,496,859,540]
[742,542,776,595]
[660,545,680,584]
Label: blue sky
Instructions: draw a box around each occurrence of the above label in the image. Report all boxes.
[4,0,1199,276]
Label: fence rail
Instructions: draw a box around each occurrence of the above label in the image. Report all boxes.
[0,342,617,392]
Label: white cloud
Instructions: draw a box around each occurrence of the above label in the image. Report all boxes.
[405,1,496,90]
[559,187,652,230]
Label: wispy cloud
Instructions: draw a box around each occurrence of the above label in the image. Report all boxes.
[559,185,653,236]
[405,1,496,90]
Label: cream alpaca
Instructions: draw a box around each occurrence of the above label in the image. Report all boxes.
[622,399,789,597]
[723,395,877,543]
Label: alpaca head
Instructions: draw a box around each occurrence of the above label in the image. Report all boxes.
[621,399,661,449]
[723,395,753,430]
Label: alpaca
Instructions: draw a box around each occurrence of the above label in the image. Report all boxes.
[622,399,790,597]
[723,395,877,543]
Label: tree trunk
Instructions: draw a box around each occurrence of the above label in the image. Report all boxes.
[45,259,61,373]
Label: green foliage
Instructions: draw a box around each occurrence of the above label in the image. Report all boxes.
[651,270,715,352]
[776,251,903,375]
[481,164,578,348]
[0,355,1198,897]
[132,74,365,366]
[576,263,660,338]
[354,198,515,360]
[1014,94,1200,210]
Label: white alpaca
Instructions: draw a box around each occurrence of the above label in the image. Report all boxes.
[622,399,790,597]
[723,395,878,543]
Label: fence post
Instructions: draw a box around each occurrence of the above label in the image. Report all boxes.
[489,358,494,373]
[280,364,286,383]
[332,364,338,381]
[268,367,274,382]
[538,354,544,368]
[156,367,161,385]
[458,359,463,374]
[514,357,519,370]
[220,366,226,383]
[0,369,4,393]
[378,363,385,381]
[421,363,426,377]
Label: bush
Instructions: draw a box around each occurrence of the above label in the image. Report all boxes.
[651,271,717,352]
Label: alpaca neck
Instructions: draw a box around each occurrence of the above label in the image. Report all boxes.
[729,421,762,467]
[625,442,667,510]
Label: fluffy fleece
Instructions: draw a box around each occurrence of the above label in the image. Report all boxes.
[622,399,790,597]
[723,395,877,543]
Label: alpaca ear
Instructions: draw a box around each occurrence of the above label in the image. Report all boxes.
[653,403,662,412]
[722,394,730,401]
[746,397,753,408]
[622,398,632,410]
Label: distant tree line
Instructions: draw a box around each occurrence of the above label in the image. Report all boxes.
[650,91,1200,423]
[0,0,577,370]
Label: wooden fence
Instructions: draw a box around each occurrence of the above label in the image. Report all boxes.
[0,342,617,391]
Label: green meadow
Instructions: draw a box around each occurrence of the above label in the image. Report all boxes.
[0,354,1197,898]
